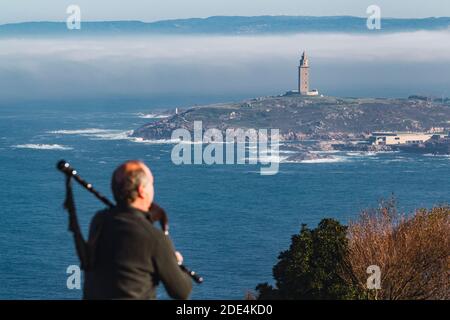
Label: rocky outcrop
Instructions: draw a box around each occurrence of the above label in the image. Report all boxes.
[132,95,450,142]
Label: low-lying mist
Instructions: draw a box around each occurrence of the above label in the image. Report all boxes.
[0,31,449,105]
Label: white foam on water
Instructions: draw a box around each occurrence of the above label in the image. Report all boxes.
[132,138,181,144]
[48,128,135,141]
[246,155,288,163]
[424,153,450,158]
[179,140,202,145]
[309,150,341,154]
[285,156,350,164]
[136,113,171,119]
[376,150,400,154]
[382,158,410,163]
[49,128,112,135]
[90,130,134,141]
[300,157,348,164]
[345,151,378,157]
[48,128,186,144]
[12,144,72,150]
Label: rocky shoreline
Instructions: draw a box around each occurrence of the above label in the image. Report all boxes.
[132,95,450,158]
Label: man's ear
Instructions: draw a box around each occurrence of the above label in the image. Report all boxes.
[137,184,146,199]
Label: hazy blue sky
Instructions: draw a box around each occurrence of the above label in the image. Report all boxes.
[0,0,449,24]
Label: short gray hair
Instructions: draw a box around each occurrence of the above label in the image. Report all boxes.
[111,161,150,205]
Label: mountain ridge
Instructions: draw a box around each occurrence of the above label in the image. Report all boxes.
[1,16,450,36]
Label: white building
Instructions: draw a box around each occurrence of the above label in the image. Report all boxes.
[369,132,445,146]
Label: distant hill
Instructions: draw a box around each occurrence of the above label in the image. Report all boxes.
[1,16,450,37]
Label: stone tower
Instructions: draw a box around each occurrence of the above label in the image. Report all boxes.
[298,51,309,95]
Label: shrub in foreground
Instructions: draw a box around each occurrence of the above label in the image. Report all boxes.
[256,201,449,300]
[346,200,450,300]
[256,218,360,299]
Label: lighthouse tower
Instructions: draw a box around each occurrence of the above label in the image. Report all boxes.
[298,51,309,95]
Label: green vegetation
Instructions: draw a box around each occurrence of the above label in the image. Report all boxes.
[256,219,361,299]
[255,200,450,300]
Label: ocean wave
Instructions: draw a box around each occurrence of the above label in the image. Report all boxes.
[49,128,112,135]
[345,151,377,157]
[49,128,183,144]
[48,128,134,141]
[285,156,349,164]
[136,113,171,119]
[381,159,410,163]
[91,130,134,141]
[12,144,72,150]
[48,128,287,146]
[309,150,341,154]
[379,150,400,153]
[423,153,450,158]
[246,155,288,163]
[132,137,181,144]
[300,157,348,164]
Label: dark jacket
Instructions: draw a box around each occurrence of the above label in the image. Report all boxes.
[83,205,192,300]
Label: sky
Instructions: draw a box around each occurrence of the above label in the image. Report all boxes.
[0,0,449,24]
[1,1,449,103]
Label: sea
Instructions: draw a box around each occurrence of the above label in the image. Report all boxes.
[0,96,449,300]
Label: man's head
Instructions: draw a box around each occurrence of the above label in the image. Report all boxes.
[111,160,154,212]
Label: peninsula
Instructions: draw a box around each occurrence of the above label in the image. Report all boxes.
[132,50,450,160]
[132,95,450,157]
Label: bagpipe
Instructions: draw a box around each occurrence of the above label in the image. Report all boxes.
[57,159,203,284]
